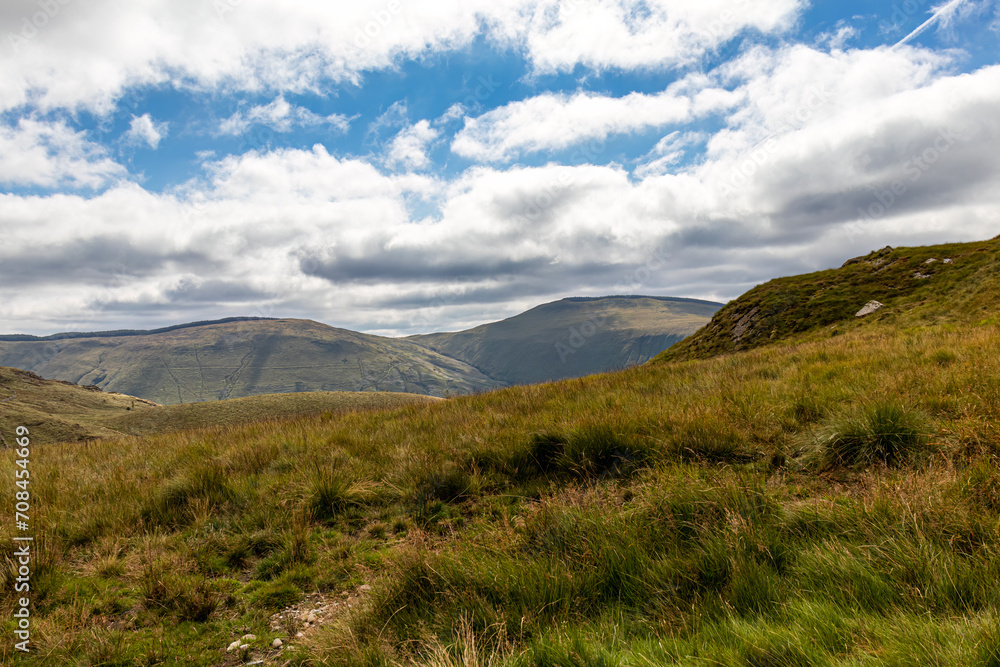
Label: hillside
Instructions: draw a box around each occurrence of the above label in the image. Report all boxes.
[0,364,440,441]
[6,239,1000,665]
[106,391,441,436]
[0,366,156,443]
[0,318,496,404]
[408,295,721,385]
[657,238,1000,362]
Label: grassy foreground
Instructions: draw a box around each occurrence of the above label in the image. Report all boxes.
[3,308,1000,664]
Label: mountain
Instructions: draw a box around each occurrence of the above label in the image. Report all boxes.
[0,318,496,404]
[657,238,1000,362]
[407,295,722,385]
[0,296,720,403]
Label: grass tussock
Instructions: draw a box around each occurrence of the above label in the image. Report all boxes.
[812,400,932,469]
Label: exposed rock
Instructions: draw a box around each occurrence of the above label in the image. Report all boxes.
[944,258,954,264]
[856,301,884,318]
[841,255,865,268]
[272,638,283,648]
[913,272,931,279]
[241,633,257,642]
[359,584,372,593]
[731,306,761,341]
[227,640,241,652]
[924,258,938,264]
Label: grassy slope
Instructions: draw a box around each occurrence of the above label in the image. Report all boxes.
[0,365,439,441]
[2,239,1000,665]
[657,239,1000,362]
[0,366,157,443]
[409,296,721,385]
[106,391,441,437]
[0,318,497,405]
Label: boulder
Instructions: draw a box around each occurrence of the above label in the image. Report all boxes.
[855,301,884,318]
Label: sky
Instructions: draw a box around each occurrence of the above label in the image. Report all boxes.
[0,0,998,337]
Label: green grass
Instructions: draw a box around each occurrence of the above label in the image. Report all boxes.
[2,239,1000,664]
[658,239,1000,362]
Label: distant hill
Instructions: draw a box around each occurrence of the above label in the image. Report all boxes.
[0,296,721,404]
[0,319,496,404]
[656,238,1000,363]
[0,364,439,442]
[408,296,722,385]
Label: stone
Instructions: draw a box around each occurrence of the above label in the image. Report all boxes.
[855,301,884,318]
[913,272,931,279]
[227,640,241,652]
[731,306,761,341]
[272,638,283,648]
[944,258,954,264]
[239,644,249,651]
[306,613,317,623]
[925,258,938,264]
[296,631,305,638]
[359,584,372,592]
[241,634,257,642]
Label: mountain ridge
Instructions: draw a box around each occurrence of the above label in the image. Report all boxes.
[0,296,721,403]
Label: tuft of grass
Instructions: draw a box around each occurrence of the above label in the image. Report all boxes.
[561,423,653,478]
[812,400,932,469]
[308,467,371,523]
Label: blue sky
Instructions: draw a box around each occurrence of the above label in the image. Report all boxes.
[1,0,998,336]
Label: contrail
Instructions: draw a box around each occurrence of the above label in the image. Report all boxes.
[893,0,971,48]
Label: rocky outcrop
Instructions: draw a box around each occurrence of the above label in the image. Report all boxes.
[731,306,761,342]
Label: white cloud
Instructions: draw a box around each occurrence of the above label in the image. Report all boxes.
[518,0,804,74]
[385,120,439,170]
[0,0,803,115]
[218,96,352,135]
[633,131,707,179]
[0,118,125,188]
[125,113,168,149]
[452,81,740,162]
[894,0,973,47]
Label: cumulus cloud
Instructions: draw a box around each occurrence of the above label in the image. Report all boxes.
[218,96,352,135]
[453,80,741,162]
[124,113,168,149]
[0,118,125,188]
[385,120,439,170]
[1,3,998,337]
[0,0,804,114]
[518,0,804,73]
